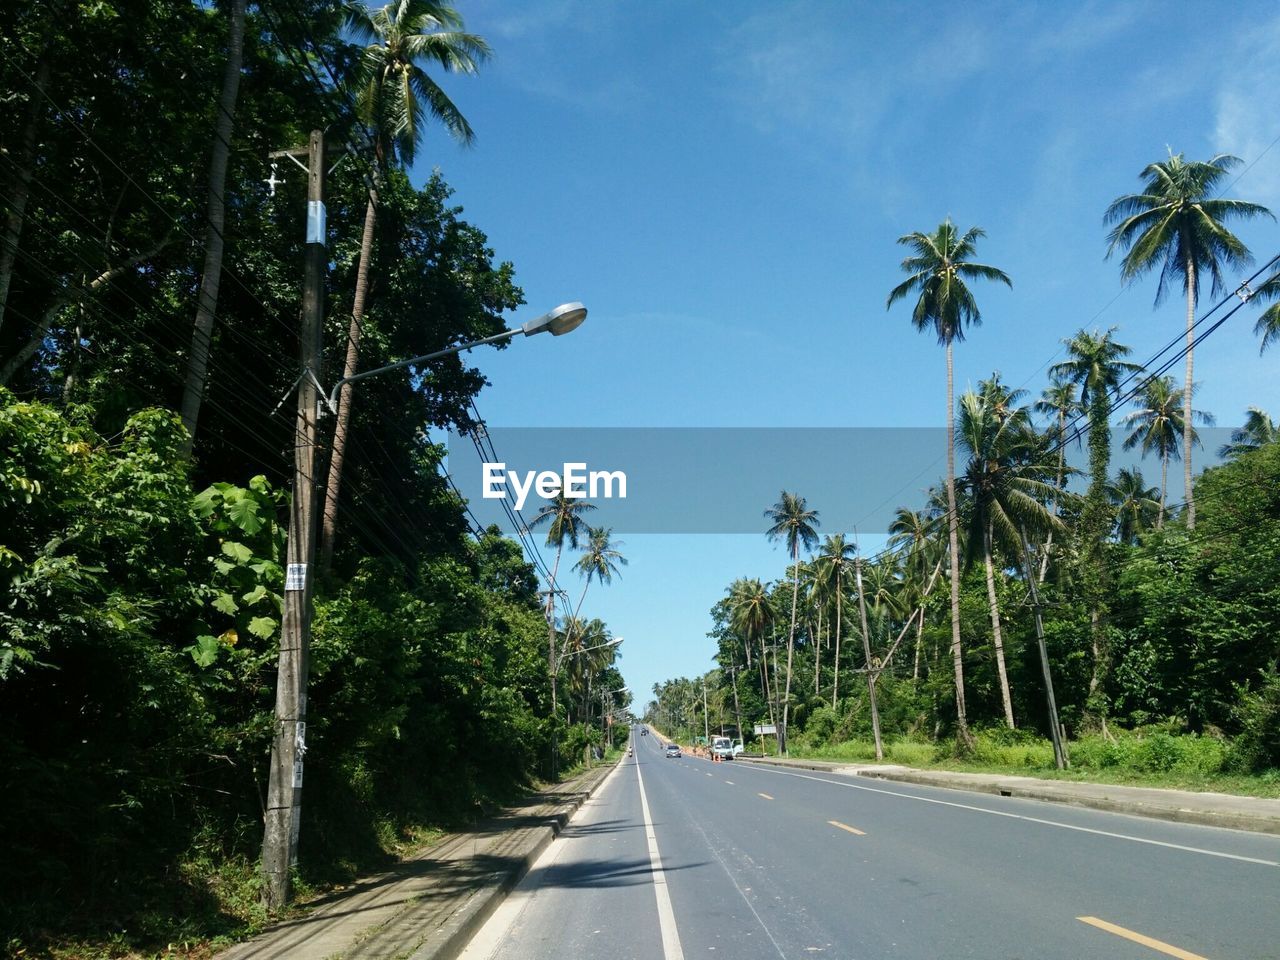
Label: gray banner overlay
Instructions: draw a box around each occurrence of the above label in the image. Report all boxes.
[446,427,1238,534]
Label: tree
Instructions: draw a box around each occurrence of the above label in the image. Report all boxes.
[1108,467,1160,545]
[1252,270,1280,354]
[1218,407,1277,460]
[1034,375,1083,581]
[764,491,818,753]
[177,0,246,455]
[321,0,490,568]
[1105,151,1271,528]
[956,384,1062,727]
[1050,328,1142,726]
[566,525,626,644]
[888,506,944,680]
[887,219,1011,746]
[1121,375,1213,527]
[813,534,855,705]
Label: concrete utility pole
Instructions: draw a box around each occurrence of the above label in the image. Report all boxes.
[854,556,884,761]
[702,678,710,743]
[1021,527,1068,770]
[262,129,325,911]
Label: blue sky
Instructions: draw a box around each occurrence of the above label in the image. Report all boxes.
[409,1,1280,707]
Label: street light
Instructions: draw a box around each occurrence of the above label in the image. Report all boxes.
[263,300,587,910]
[323,301,588,413]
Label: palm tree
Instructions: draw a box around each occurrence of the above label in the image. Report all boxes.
[1105,151,1272,529]
[529,493,596,722]
[1252,271,1280,354]
[956,386,1062,728]
[1034,375,1083,581]
[764,491,819,753]
[565,526,626,647]
[1121,376,1213,527]
[1050,328,1142,727]
[1218,407,1277,460]
[178,0,247,455]
[728,577,777,748]
[320,0,490,568]
[813,534,855,706]
[887,219,1011,747]
[888,506,944,681]
[1108,468,1161,545]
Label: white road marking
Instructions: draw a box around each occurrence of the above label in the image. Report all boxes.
[741,765,1279,867]
[636,758,687,960]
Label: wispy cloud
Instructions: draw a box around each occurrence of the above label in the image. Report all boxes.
[1213,15,1280,205]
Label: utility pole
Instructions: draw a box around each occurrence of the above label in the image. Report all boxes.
[262,129,325,911]
[702,678,710,743]
[729,663,743,747]
[1021,527,1068,770]
[854,555,884,761]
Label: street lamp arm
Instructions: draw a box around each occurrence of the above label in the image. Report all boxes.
[325,327,520,413]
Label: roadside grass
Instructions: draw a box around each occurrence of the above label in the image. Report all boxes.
[791,731,1280,798]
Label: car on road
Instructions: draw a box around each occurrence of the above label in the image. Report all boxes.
[711,736,734,760]
[664,743,681,758]
[641,727,647,735]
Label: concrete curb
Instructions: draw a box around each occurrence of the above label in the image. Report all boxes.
[407,761,618,960]
[736,756,1280,836]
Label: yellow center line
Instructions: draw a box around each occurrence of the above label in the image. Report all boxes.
[1077,917,1210,960]
[757,792,774,800]
[828,819,866,836]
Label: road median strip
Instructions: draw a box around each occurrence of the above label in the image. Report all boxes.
[1077,916,1210,960]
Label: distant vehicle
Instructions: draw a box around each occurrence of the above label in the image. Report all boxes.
[641,728,647,735]
[711,736,734,761]
[664,743,681,758]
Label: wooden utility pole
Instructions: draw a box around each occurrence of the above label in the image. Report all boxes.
[262,129,326,911]
[854,556,884,761]
[1021,527,1068,770]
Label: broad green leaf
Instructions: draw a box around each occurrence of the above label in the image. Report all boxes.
[190,635,219,667]
[248,616,278,639]
[214,559,236,576]
[242,584,269,605]
[226,496,263,536]
[192,486,219,518]
[212,592,238,615]
[221,541,252,564]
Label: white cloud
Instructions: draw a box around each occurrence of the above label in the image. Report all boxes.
[1213,15,1280,206]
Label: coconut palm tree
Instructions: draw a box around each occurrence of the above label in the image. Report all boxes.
[1033,375,1083,581]
[1108,468,1161,545]
[178,0,247,455]
[1252,271,1280,354]
[887,219,1011,746]
[813,534,855,706]
[1104,152,1272,529]
[728,577,777,747]
[1121,376,1214,527]
[956,386,1062,728]
[1050,328,1142,726]
[563,526,626,651]
[529,493,596,721]
[764,491,819,753]
[888,506,944,680]
[320,0,490,568]
[1218,407,1277,460]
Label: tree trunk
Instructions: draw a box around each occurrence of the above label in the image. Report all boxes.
[1183,253,1197,529]
[945,341,972,747]
[984,522,1015,728]
[813,606,822,697]
[1158,450,1168,530]
[0,57,50,338]
[1039,410,1067,583]
[781,544,799,754]
[832,571,843,707]
[1,238,170,384]
[178,0,247,455]
[319,193,379,570]
[855,557,883,760]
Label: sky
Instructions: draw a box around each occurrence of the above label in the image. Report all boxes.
[404,1,1280,708]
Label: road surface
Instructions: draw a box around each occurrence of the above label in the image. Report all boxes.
[458,730,1280,960]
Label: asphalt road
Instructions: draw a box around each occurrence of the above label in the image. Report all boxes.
[458,731,1280,960]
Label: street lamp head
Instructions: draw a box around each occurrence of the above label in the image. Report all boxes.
[522,301,587,338]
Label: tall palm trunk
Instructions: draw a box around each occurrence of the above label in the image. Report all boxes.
[1158,450,1169,530]
[320,192,378,569]
[813,606,822,696]
[984,522,1015,728]
[781,544,800,753]
[1183,252,1197,529]
[179,0,246,454]
[546,544,564,725]
[831,572,843,706]
[855,557,883,760]
[1039,409,1067,583]
[0,57,50,338]
[945,342,972,746]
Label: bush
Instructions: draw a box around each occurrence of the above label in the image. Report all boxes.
[1230,667,1280,773]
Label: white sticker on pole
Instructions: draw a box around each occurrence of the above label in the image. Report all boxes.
[306,200,326,245]
[293,760,304,788]
[286,563,307,592]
